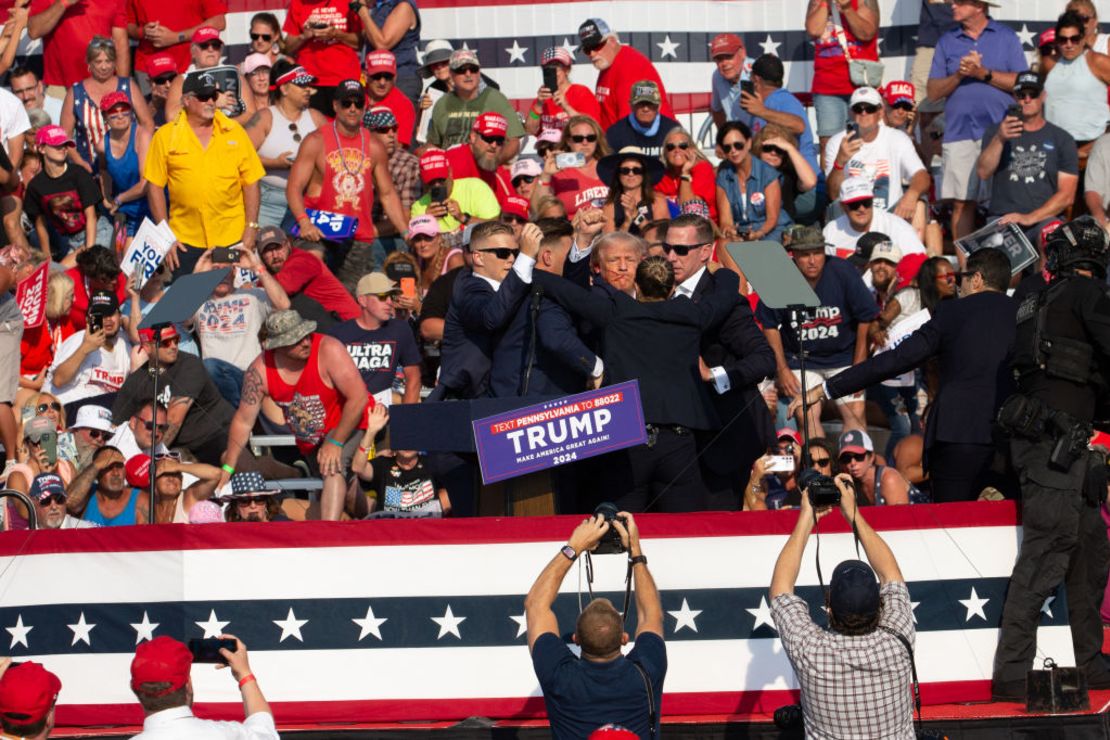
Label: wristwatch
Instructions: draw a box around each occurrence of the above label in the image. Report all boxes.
[983,70,993,84]
[459,213,471,225]
[629,554,647,567]
[246,221,260,230]
[560,545,577,562]
[178,32,186,44]
[679,175,693,183]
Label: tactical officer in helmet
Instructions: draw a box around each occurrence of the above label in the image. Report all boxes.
[992,216,1110,701]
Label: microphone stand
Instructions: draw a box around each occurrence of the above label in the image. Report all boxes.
[788,305,814,470]
[146,322,170,525]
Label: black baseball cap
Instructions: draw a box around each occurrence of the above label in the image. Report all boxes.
[182,71,218,97]
[853,231,891,267]
[829,559,881,621]
[1013,71,1043,95]
[578,18,612,50]
[334,79,365,102]
[87,289,119,316]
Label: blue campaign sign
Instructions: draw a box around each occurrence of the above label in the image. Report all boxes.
[289,209,359,239]
[471,381,647,484]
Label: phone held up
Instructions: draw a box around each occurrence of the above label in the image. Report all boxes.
[211,247,240,264]
[555,151,586,170]
[542,65,558,94]
[429,182,449,204]
[188,638,237,665]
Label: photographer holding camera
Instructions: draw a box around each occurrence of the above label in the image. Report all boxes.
[525,510,666,740]
[769,474,915,739]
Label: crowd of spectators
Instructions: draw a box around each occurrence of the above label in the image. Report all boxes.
[0,0,1102,532]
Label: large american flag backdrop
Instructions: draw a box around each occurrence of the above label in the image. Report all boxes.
[0,502,1073,727]
[10,0,1069,115]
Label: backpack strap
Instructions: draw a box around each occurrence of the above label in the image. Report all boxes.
[879,625,922,733]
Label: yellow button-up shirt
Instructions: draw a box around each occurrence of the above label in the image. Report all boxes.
[145,110,265,249]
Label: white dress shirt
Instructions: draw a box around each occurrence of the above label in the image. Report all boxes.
[674,266,730,395]
[131,705,279,739]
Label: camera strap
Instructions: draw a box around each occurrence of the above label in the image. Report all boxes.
[582,552,634,626]
[812,505,862,601]
[632,660,657,740]
[879,625,925,735]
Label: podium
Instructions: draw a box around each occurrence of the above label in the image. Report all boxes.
[390,398,561,516]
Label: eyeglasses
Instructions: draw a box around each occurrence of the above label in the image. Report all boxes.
[513,175,536,185]
[157,336,180,348]
[373,125,398,134]
[719,141,747,153]
[288,122,302,143]
[570,133,598,143]
[197,41,223,51]
[368,72,394,82]
[152,74,176,86]
[812,457,832,467]
[851,103,880,115]
[892,102,914,111]
[479,134,506,146]
[89,37,114,50]
[85,428,109,441]
[662,241,709,256]
[155,451,181,461]
[250,32,273,42]
[839,452,869,464]
[372,291,399,301]
[618,166,643,176]
[501,214,527,225]
[37,493,67,506]
[1057,33,1084,46]
[846,199,874,211]
[761,145,784,156]
[339,98,366,109]
[37,402,62,413]
[664,141,690,152]
[192,91,219,103]
[453,65,480,75]
[238,497,271,506]
[477,247,519,259]
[142,420,168,434]
[582,42,605,55]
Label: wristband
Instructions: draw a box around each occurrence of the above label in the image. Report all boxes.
[679,175,692,182]
[325,436,345,448]
[833,161,844,171]
[222,464,235,474]
[528,108,541,120]
[296,214,311,224]
[629,554,647,567]
[238,674,256,689]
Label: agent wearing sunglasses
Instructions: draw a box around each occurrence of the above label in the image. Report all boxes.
[146,70,265,273]
[836,429,910,505]
[426,49,524,152]
[605,80,680,158]
[977,72,1079,241]
[824,86,930,227]
[364,50,415,149]
[288,79,409,293]
[1043,10,1110,156]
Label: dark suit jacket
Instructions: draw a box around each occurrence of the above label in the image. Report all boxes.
[535,269,741,429]
[489,284,598,398]
[826,291,1017,448]
[436,268,530,399]
[690,270,777,473]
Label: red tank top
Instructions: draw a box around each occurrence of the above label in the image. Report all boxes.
[305,123,377,243]
[264,334,343,454]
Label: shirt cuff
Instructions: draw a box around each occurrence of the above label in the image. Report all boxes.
[591,356,604,378]
[710,366,730,394]
[513,252,536,283]
[569,239,594,263]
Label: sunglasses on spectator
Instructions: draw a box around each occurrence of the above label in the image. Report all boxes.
[892,102,914,111]
[250,32,273,42]
[155,336,180,348]
[191,91,219,103]
[37,402,62,413]
[936,272,957,283]
[851,103,880,115]
[477,247,519,259]
[618,166,644,176]
[143,420,168,434]
[719,141,747,153]
[374,125,398,134]
[372,291,399,301]
[582,41,605,55]
[289,122,302,143]
[84,428,109,441]
[339,98,366,109]
[1057,33,1084,46]
[839,452,869,464]
[761,145,785,156]
[479,134,505,146]
[846,199,874,211]
[152,74,176,85]
[238,497,272,506]
[812,456,832,467]
[89,37,114,50]
[662,241,709,256]
[155,451,182,461]
[513,175,537,185]
[368,72,394,81]
[665,141,691,151]
[197,41,223,51]
[453,65,480,75]
[570,133,598,143]
[37,493,67,506]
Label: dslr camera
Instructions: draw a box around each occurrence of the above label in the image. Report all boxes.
[799,470,841,508]
[593,502,627,555]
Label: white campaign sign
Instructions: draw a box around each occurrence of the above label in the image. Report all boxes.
[120,218,176,284]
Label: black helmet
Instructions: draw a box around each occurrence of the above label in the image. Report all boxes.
[1045,215,1110,279]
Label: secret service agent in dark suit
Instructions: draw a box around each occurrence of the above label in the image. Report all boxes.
[664,215,776,511]
[490,219,604,398]
[796,248,1017,503]
[535,250,742,513]
[430,222,542,401]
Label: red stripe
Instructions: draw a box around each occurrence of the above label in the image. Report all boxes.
[54,682,995,727]
[0,502,1019,556]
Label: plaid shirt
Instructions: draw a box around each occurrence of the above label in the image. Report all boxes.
[373,148,422,232]
[771,582,915,740]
